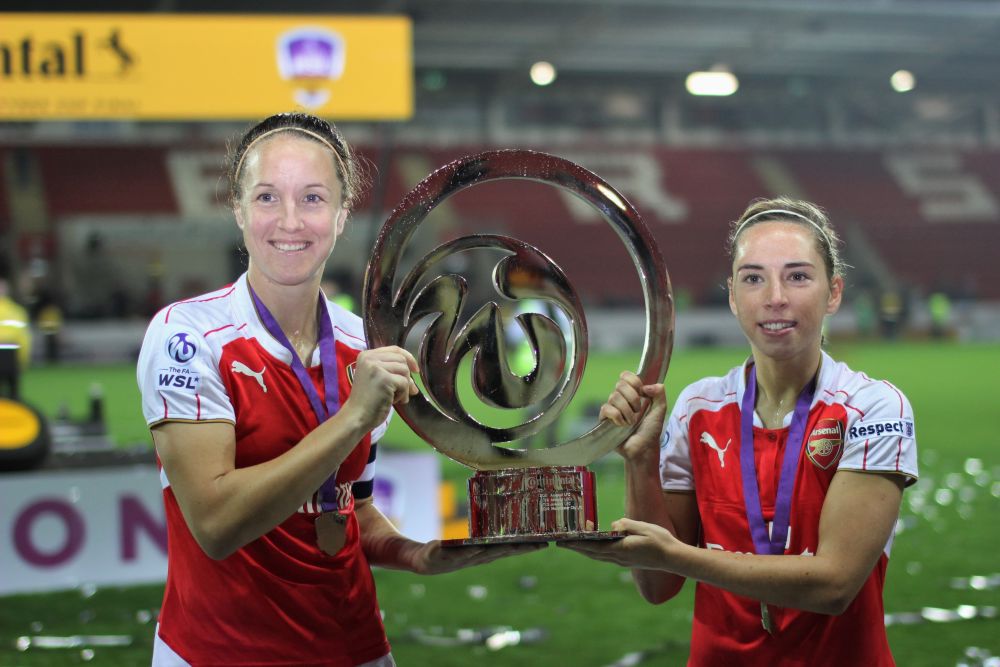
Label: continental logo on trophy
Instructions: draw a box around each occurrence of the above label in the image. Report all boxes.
[363,150,674,545]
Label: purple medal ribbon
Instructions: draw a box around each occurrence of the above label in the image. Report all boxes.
[249,284,342,512]
[739,364,816,555]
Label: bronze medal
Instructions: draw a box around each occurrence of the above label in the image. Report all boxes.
[315,512,348,555]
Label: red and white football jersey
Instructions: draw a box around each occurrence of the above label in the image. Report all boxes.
[137,274,392,667]
[661,351,917,667]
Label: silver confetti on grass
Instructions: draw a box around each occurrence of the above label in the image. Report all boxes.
[884,605,997,626]
[602,640,690,666]
[14,635,133,649]
[957,646,1000,667]
[965,459,985,476]
[407,625,546,649]
[951,574,1000,591]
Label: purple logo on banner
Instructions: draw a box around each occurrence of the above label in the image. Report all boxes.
[276,28,345,109]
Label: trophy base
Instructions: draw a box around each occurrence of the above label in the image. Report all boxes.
[442,529,623,547]
[444,466,616,547]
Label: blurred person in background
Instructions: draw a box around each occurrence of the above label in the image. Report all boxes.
[852,289,877,339]
[321,271,357,313]
[928,290,952,339]
[878,287,904,340]
[0,275,31,399]
[137,112,539,667]
[72,232,130,318]
[564,198,917,666]
[33,287,64,364]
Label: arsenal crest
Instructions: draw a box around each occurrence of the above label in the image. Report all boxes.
[807,418,843,470]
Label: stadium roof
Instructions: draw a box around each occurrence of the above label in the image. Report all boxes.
[8,0,1000,92]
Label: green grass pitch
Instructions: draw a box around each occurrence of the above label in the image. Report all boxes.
[2,341,998,665]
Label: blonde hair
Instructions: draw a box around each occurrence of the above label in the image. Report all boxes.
[226,112,365,209]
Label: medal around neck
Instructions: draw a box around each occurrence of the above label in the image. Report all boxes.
[363,150,674,545]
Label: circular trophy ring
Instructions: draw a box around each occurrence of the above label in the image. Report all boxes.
[363,149,673,470]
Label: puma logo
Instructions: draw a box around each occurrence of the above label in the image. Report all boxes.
[231,361,267,393]
[700,432,731,468]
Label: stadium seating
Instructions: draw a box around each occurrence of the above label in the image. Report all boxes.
[1,143,998,303]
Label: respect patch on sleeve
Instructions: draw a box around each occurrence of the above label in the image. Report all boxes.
[846,418,915,442]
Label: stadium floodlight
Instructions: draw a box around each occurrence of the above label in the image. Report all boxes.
[686,68,739,96]
[891,69,916,93]
[530,61,557,86]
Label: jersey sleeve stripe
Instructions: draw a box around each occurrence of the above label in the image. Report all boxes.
[687,393,733,405]
[843,401,865,418]
[164,286,236,323]
[822,388,853,402]
[350,444,378,500]
[204,323,236,337]
[357,458,376,482]
[370,421,389,443]
[334,325,366,346]
[298,494,320,514]
[159,392,168,419]
[882,380,905,417]
[147,417,235,429]
[680,391,736,422]
[877,379,906,471]
[352,479,374,500]
[196,394,201,420]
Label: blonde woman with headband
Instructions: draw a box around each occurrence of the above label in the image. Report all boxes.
[137,113,540,667]
[563,198,918,666]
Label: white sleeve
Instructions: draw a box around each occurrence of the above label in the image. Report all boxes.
[370,406,392,444]
[136,313,235,426]
[660,391,694,491]
[839,380,918,483]
[330,302,392,443]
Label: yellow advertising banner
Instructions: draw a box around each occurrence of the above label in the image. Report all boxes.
[0,14,412,120]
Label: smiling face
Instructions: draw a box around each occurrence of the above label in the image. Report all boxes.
[728,221,843,365]
[234,133,347,291]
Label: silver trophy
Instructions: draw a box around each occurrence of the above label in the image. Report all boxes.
[363,150,673,544]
